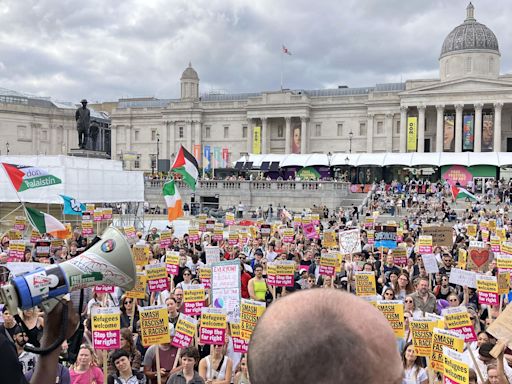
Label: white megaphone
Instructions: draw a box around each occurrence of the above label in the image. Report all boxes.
[0,226,136,314]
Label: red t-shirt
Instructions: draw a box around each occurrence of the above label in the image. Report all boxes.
[241,272,252,299]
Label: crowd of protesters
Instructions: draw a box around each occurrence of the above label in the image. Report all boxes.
[1,176,512,383]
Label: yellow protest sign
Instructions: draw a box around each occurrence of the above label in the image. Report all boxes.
[497,255,512,269]
[442,347,469,384]
[489,219,497,233]
[355,271,376,297]
[86,203,95,212]
[124,225,137,239]
[8,229,22,240]
[323,230,337,248]
[199,308,227,345]
[126,272,147,299]
[430,328,464,372]
[466,224,477,238]
[409,320,436,357]
[477,275,499,306]
[497,228,506,242]
[442,307,477,342]
[13,216,27,231]
[458,249,467,270]
[139,306,170,346]
[376,300,404,338]
[171,313,198,349]
[199,266,212,289]
[132,245,149,266]
[240,299,266,340]
[334,252,344,273]
[165,251,180,275]
[498,271,510,295]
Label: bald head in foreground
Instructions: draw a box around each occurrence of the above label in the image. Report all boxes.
[248,289,403,384]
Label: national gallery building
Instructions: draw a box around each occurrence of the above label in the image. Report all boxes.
[110,3,512,172]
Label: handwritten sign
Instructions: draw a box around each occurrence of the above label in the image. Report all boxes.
[449,268,476,289]
[339,229,362,254]
[132,245,150,266]
[125,272,147,299]
[422,226,453,247]
[212,260,241,323]
[205,246,221,264]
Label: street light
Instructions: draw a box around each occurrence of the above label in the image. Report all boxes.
[327,151,332,180]
[156,132,160,175]
[348,131,353,153]
[6,142,9,155]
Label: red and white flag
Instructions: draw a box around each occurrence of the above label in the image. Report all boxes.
[282,45,292,55]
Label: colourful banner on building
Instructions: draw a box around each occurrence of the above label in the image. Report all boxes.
[213,147,221,169]
[407,117,417,152]
[252,126,261,154]
[482,114,494,152]
[203,145,211,172]
[444,115,455,152]
[462,114,474,151]
[222,148,229,167]
[193,144,202,167]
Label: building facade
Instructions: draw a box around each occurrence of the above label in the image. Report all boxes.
[111,4,512,171]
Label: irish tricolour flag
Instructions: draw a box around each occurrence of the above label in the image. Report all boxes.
[2,163,62,192]
[171,146,199,190]
[25,206,67,239]
[451,185,478,202]
[163,179,184,221]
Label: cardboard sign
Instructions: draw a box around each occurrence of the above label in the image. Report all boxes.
[205,246,221,264]
[322,230,337,248]
[146,263,169,292]
[374,225,397,249]
[199,307,227,345]
[442,347,470,384]
[240,299,266,340]
[442,306,477,342]
[487,304,512,350]
[267,261,295,287]
[476,274,499,305]
[392,247,407,267]
[355,271,376,296]
[339,229,362,254]
[449,268,477,289]
[171,313,198,349]
[430,328,464,372]
[165,251,180,275]
[422,253,440,274]
[498,271,510,295]
[230,322,249,353]
[139,305,170,346]
[182,284,205,316]
[125,272,147,299]
[468,247,492,271]
[91,307,121,350]
[410,319,436,357]
[211,260,241,323]
[376,300,404,338]
[132,245,149,266]
[418,235,433,254]
[423,226,453,247]
[319,253,337,277]
[199,266,212,289]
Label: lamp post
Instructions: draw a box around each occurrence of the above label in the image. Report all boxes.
[327,151,332,180]
[349,131,353,153]
[156,132,160,175]
[6,142,9,155]
[345,156,350,183]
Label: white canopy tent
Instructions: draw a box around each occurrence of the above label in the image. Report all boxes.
[0,155,144,203]
[234,152,512,168]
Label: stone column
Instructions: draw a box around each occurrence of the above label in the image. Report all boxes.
[494,102,503,152]
[366,113,374,153]
[435,105,444,152]
[247,118,252,153]
[261,118,268,154]
[385,113,393,152]
[417,105,426,153]
[399,106,407,153]
[187,120,192,152]
[474,103,483,152]
[169,121,176,157]
[455,104,464,152]
[300,117,307,154]
[125,126,131,151]
[160,121,168,159]
[284,117,291,154]
[111,125,117,159]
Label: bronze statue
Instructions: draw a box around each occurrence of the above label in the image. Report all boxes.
[75,99,90,149]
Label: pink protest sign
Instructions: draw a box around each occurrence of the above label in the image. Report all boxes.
[199,308,227,345]
[94,285,115,294]
[303,222,319,240]
[171,314,198,349]
[91,308,121,350]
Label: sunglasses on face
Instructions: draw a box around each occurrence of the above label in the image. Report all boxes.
[405,300,413,303]
[124,300,133,304]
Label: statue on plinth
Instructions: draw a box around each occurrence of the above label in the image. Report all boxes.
[75,99,90,149]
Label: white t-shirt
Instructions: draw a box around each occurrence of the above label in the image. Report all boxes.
[403,366,428,384]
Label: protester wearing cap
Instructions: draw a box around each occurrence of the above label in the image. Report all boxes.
[250,249,264,270]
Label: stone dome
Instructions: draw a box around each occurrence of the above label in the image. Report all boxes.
[181,62,199,81]
[440,3,499,58]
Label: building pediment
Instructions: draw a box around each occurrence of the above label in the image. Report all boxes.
[401,77,512,96]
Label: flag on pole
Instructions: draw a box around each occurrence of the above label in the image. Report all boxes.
[282,45,292,55]
[2,163,61,192]
[60,194,86,215]
[163,180,184,221]
[451,185,478,202]
[25,206,67,239]
[171,145,199,190]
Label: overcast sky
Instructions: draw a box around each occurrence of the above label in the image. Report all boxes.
[0,0,510,103]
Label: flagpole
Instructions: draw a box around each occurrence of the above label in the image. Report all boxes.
[280,50,283,91]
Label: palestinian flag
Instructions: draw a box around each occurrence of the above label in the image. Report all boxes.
[451,185,478,202]
[163,179,184,221]
[25,206,67,239]
[171,146,199,190]
[2,163,62,192]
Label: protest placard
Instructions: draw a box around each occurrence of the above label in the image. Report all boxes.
[212,260,241,323]
[422,253,440,274]
[171,314,198,349]
[468,246,492,272]
[391,247,407,267]
[146,263,169,292]
[319,253,337,277]
[132,244,149,266]
[213,225,224,242]
[430,328,464,372]
[339,229,362,254]
[498,271,510,295]
[374,225,397,249]
[94,285,115,294]
[497,228,506,241]
[418,235,433,254]
[230,322,249,353]
[159,230,172,248]
[30,229,41,243]
[355,271,376,296]
[13,216,26,231]
[267,261,295,287]
[409,319,436,357]
[322,230,337,248]
[199,266,212,289]
[182,283,205,316]
[442,306,477,342]
[123,226,137,241]
[125,272,147,299]
[490,236,501,253]
[302,222,318,240]
[206,219,215,231]
[205,246,221,264]
[422,226,453,247]
[283,228,295,243]
[93,209,103,222]
[228,231,239,246]
[91,307,121,350]
[487,304,512,350]
[86,203,95,212]
[442,347,470,384]
[240,299,266,340]
[165,251,180,275]
[476,274,499,305]
[466,224,477,238]
[139,305,170,346]
[199,307,227,345]
[376,300,404,338]
[81,220,93,236]
[102,208,113,220]
[481,229,490,242]
[449,268,476,289]
[35,240,50,258]
[367,230,375,245]
[7,229,22,240]
[188,226,200,242]
[458,249,467,270]
[8,240,25,262]
[497,254,512,270]
[225,212,235,226]
[364,217,375,229]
